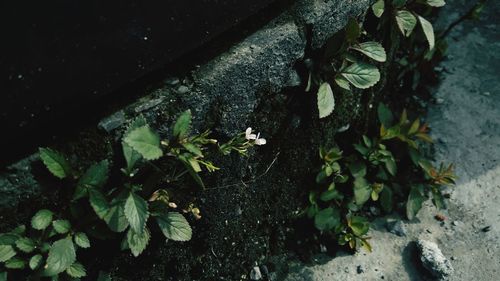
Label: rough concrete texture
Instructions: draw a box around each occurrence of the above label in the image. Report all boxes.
[293,0,371,49]
[283,1,500,280]
[417,239,453,280]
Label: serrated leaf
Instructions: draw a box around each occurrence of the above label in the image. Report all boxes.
[5,257,25,269]
[156,212,192,241]
[317,82,335,118]
[354,177,371,205]
[44,238,76,276]
[124,125,163,160]
[29,254,43,270]
[122,142,142,174]
[0,245,16,262]
[395,10,417,37]
[124,192,149,233]
[126,228,150,257]
[425,0,445,7]
[334,76,350,90]
[103,202,129,233]
[182,143,203,157]
[52,220,71,234]
[74,233,90,249]
[341,63,380,89]
[173,110,192,139]
[39,148,71,179]
[314,207,340,231]
[74,160,110,200]
[88,189,110,220]
[418,15,435,50]
[66,262,86,278]
[15,237,35,253]
[351,42,387,62]
[31,209,53,230]
[372,0,385,17]
[406,185,425,220]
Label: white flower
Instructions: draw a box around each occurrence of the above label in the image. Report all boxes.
[254,133,266,146]
[245,127,257,140]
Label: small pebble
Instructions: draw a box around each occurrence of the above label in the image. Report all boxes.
[435,214,446,221]
[482,91,491,96]
[176,85,190,94]
[436,98,445,104]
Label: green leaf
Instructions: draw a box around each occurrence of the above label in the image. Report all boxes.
[31,209,53,230]
[314,207,340,231]
[52,220,71,234]
[178,155,205,189]
[39,148,71,179]
[334,76,350,90]
[372,0,385,17]
[74,160,110,200]
[395,10,417,37]
[341,63,380,89]
[348,161,367,178]
[425,0,445,7]
[29,254,43,270]
[156,212,192,241]
[345,18,360,42]
[88,189,110,220]
[44,238,76,276]
[418,15,435,50]
[0,272,6,281]
[317,82,335,119]
[103,202,129,233]
[74,233,90,249]
[126,228,150,257]
[124,192,149,233]
[320,189,344,202]
[66,262,86,278]
[122,142,142,174]
[380,186,393,213]
[393,0,407,7]
[5,257,25,269]
[124,125,163,160]
[0,245,16,262]
[173,110,192,139]
[182,143,203,157]
[354,177,371,205]
[382,156,397,176]
[351,42,387,62]
[0,233,20,246]
[377,103,394,128]
[15,237,35,253]
[406,185,425,219]
[432,190,445,210]
[349,216,370,236]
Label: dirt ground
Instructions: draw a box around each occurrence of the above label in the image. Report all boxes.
[283,1,500,280]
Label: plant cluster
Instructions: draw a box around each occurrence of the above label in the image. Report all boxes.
[305,104,456,251]
[0,110,265,280]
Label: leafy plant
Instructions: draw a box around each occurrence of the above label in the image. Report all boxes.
[1,110,266,280]
[307,18,387,119]
[305,104,455,251]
